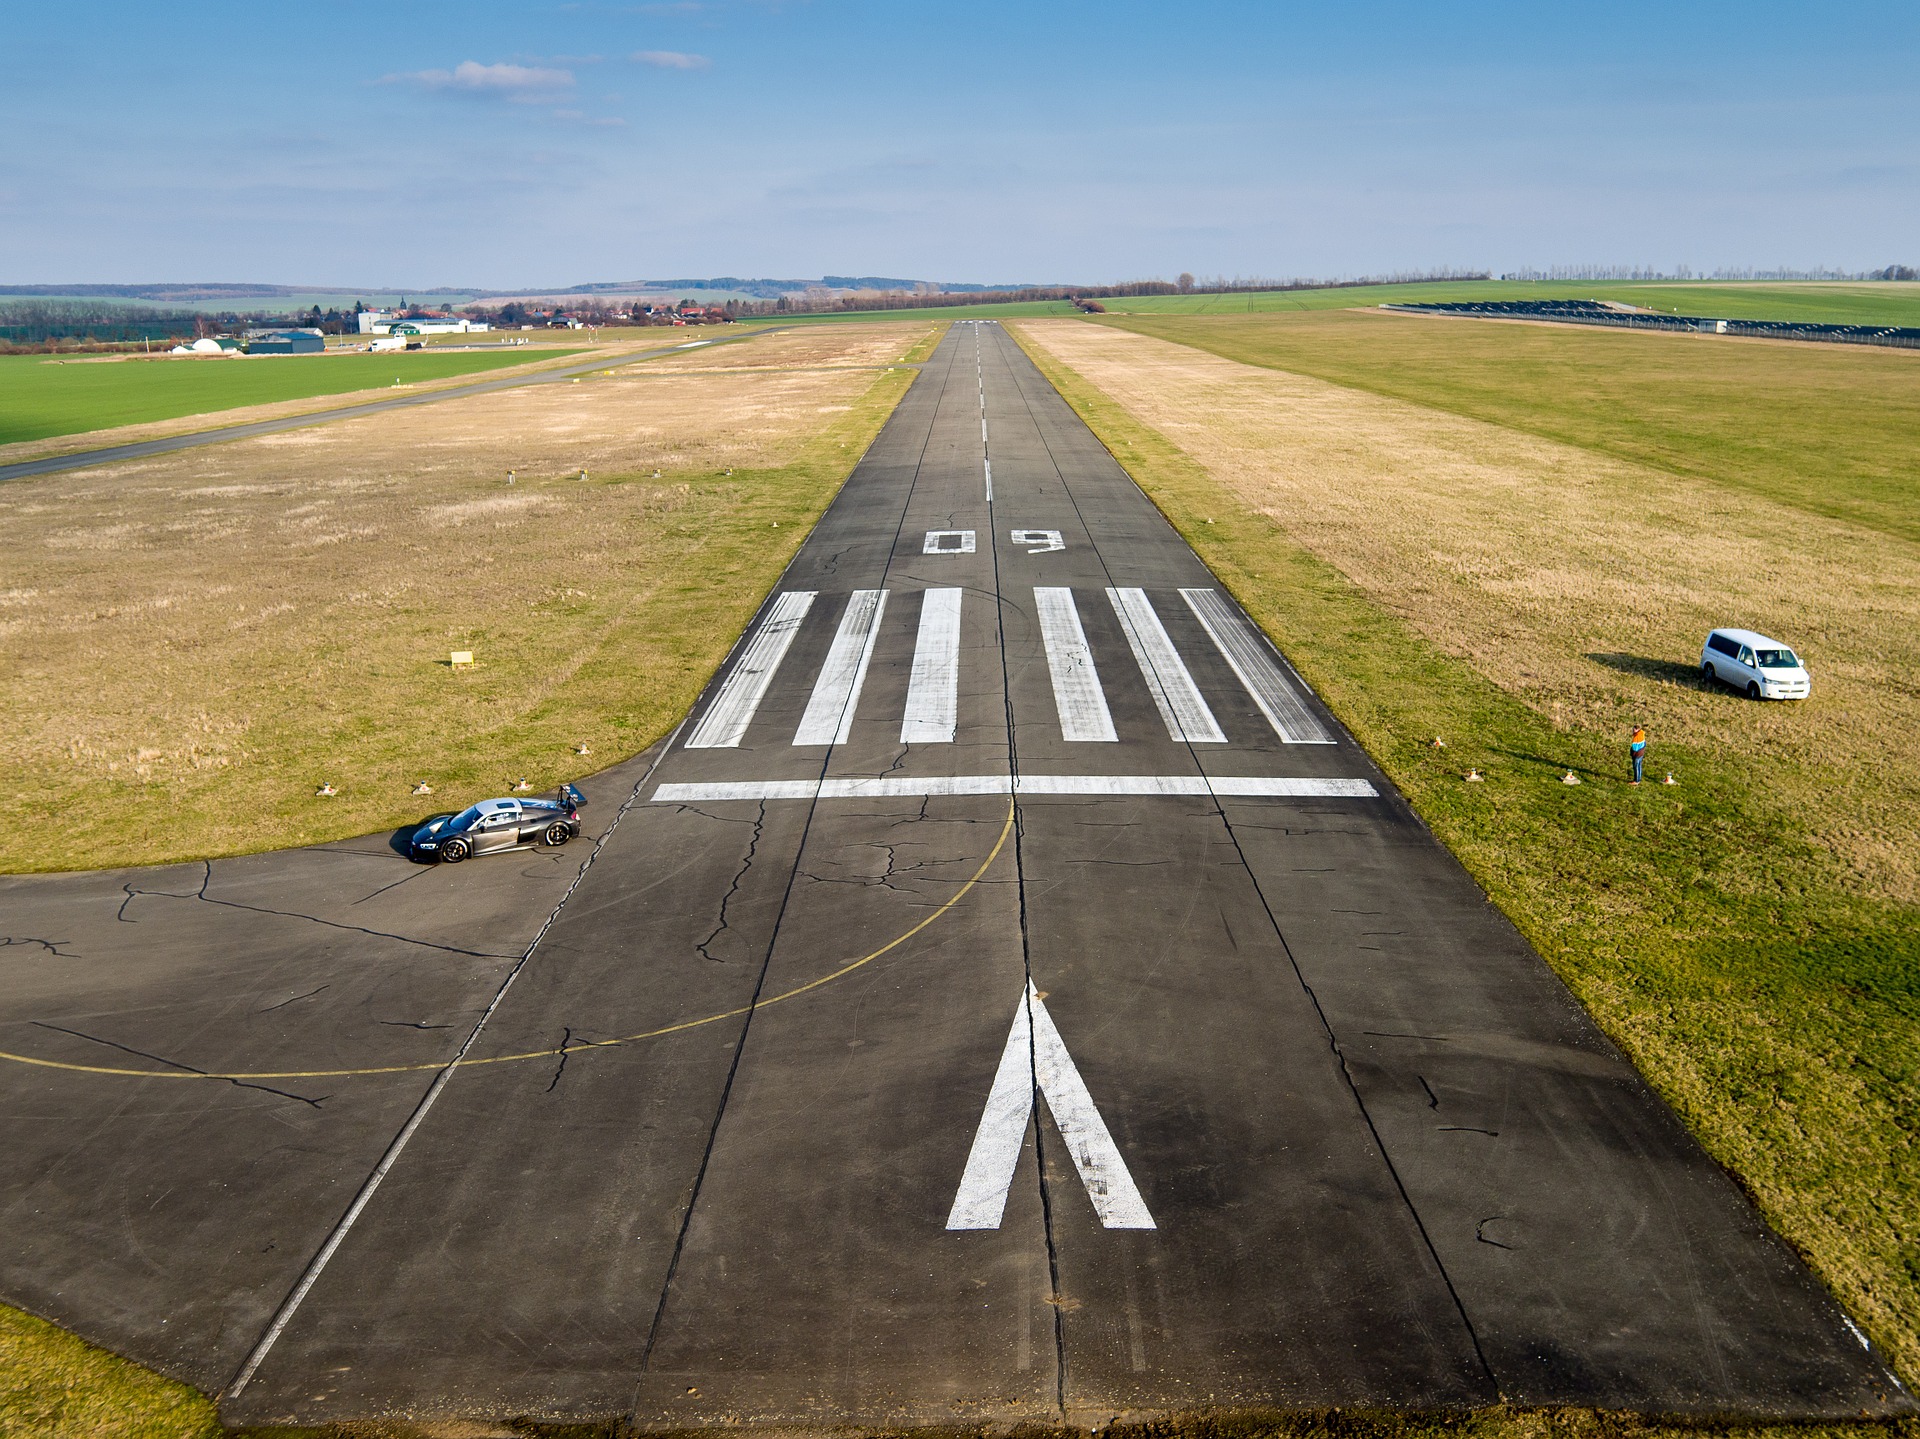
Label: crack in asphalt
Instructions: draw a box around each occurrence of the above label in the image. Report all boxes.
[115,860,514,959]
[31,1021,327,1107]
[546,1027,578,1093]
[259,985,329,1013]
[1,936,80,959]
[695,801,766,964]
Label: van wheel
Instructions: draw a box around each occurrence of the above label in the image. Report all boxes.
[1700,661,1717,688]
[1746,681,1761,700]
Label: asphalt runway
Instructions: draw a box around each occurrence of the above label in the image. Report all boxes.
[0,328,774,484]
[1,322,1908,1428]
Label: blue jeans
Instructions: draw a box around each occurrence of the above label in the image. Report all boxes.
[1632,750,1645,782]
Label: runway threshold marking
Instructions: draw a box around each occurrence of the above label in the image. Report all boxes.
[683,591,817,749]
[1034,586,1118,742]
[1180,588,1335,745]
[651,775,1380,801]
[1109,587,1227,743]
[0,803,1018,1084]
[901,588,963,743]
[794,588,887,746]
[947,981,1155,1231]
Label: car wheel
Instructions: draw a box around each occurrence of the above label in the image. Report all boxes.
[1746,681,1761,700]
[440,837,470,863]
[1700,661,1717,688]
[542,821,572,847]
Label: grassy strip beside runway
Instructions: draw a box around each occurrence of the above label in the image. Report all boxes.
[0,322,933,872]
[1011,321,1920,1395]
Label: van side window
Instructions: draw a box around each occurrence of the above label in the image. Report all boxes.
[1709,634,1739,658]
[1738,647,1755,666]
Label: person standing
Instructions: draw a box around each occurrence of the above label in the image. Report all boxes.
[1629,725,1647,785]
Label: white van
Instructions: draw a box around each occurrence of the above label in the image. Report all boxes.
[1701,628,1811,700]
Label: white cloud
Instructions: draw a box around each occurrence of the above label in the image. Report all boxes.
[631,50,710,70]
[388,61,576,97]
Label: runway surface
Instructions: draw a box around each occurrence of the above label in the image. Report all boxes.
[0,329,772,484]
[1,322,1908,1428]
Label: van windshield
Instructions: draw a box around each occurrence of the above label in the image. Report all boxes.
[1755,648,1800,669]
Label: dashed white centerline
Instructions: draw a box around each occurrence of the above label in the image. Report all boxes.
[1107,587,1227,744]
[901,588,962,744]
[651,775,1380,802]
[1034,587,1117,742]
[793,589,887,746]
[683,591,816,749]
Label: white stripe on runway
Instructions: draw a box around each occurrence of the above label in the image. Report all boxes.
[793,589,887,746]
[1107,587,1227,743]
[651,774,1379,802]
[683,590,816,749]
[947,982,1154,1231]
[1180,588,1335,744]
[1034,588,1117,742]
[902,588,962,744]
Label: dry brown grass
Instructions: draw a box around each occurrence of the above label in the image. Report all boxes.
[1016,318,1920,907]
[2,321,935,871]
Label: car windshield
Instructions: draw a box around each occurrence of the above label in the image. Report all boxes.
[1755,648,1800,669]
[446,805,485,832]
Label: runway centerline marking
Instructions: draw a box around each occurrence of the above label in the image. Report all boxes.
[1034,587,1117,742]
[1181,588,1335,745]
[794,588,887,746]
[947,981,1155,1231]
[0,803,1019,1083]
[683,591,816,749]
[1108,586,1227,743]
[651,775,1380,801]
[901,588,962,744]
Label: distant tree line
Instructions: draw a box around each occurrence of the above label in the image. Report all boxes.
[1501,264,1916,282]
[731,269,1495,317]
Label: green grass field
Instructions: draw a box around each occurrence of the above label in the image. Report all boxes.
[774,280,1920,329]
[0,349,570,445]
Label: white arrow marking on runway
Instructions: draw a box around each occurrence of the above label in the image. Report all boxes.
[946,982,1155,1231]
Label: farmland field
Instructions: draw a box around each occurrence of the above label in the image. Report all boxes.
[0,321,934,872]
[783,279,1920,328]
[1013,314,1920,1391]
[0,348,572,446]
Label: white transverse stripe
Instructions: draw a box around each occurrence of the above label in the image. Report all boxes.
[902,588,962,744]
[794,589,887,746]
[652,775,1379,802]
[1107,588,1226,743]
[1034,587,1116,742]
[1180,588,1335,744]
[684,591,817,749]
[947,982,1155,1231]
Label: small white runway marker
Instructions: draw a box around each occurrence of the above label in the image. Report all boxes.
[684,591,816,749]
[794,589,887,746]
[947,982,1154,1231]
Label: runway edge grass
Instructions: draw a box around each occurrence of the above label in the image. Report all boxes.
[1008,326,1920,1405]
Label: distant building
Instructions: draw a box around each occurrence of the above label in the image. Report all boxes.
[246,330,326,355]
[359,310,490,336]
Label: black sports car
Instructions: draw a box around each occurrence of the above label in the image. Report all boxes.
[409,784,586,863]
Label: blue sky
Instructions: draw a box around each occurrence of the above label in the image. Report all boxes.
[4,1,1916,288]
